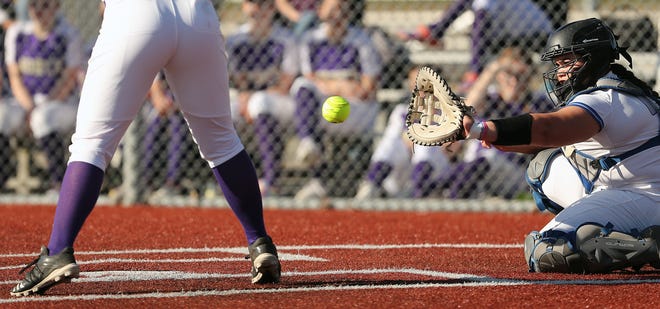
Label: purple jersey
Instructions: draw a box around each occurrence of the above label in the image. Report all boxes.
[4,18,83,95]
[288,0,318,11]
[225,25,299,91]
[299,24,381,79]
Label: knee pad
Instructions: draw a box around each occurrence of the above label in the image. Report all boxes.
[524,230,583,273]
[576,224,660,273]
[526,148,585,214]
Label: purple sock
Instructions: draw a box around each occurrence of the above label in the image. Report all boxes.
[294,86,318,138]
[143,116,161,186]
[254,115,280,186]
[411,161,434,198]
[212,149,267,245]
[47,162,105,255]
[367,161,393,187]
[449,157,488,199]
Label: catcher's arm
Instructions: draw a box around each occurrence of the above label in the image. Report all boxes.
[463,106,600,152]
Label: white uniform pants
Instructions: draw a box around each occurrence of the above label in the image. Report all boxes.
[70,0,242,170]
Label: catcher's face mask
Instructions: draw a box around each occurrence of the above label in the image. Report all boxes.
[543,52,589,107]
[540,18,633,107]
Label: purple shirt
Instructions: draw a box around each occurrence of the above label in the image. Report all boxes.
[299,23,381,79]
[5,18,83,95]
[226,24,299,91]
[288,0,318,11]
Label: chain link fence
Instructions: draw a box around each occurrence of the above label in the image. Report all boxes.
[0,0,657,210]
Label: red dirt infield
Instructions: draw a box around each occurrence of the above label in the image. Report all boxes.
[1,204,658,308]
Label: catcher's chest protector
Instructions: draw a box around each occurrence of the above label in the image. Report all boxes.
[561,77,660,193]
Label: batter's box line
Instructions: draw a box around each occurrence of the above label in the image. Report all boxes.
[0,268,473,286]
[0,243,522,259]
[2,270,660,305]
[0,268,502,290]
[278,243,523,250]
[0,282,522,305]
[0,252,323,272]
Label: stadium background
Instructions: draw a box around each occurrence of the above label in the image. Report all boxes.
[0,0,658,210]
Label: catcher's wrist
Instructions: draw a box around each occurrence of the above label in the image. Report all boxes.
[468,121,487,140]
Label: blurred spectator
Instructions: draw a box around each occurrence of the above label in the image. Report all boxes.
[0,1,16,96]
[1,0,83,193]
[465,47,543,114]
[225,0,299,196]
[291,0,381,199]
[398,0,554,88]
[355,65,450,199]
[274,0,320,38]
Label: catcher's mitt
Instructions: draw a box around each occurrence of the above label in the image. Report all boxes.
[405,67,475,146]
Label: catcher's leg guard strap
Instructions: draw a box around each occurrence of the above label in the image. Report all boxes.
[524,231,583,273]
[577,224,660,273]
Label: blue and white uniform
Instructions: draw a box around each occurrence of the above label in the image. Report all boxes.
[541,72,660,236]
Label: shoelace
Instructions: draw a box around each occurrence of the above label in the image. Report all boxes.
[18,257,40,274]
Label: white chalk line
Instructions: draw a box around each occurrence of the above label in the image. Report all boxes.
[2,243,656,304]
[0,243,517,271]
[0,243,522,258]
[0,281,523,304]
[0,252,322,272]
[1,267,659,304]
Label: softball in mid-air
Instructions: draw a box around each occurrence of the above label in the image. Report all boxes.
[322,96,350,123]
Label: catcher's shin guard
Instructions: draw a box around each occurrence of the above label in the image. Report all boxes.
[576,224,660,273]
[524,231,583,273]
[525,225,660,273]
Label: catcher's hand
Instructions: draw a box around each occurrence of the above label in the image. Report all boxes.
[405,67,475,146]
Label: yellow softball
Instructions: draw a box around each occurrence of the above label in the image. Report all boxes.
[322,96,350,123]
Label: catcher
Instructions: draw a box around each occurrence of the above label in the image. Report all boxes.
[406,18,659,273]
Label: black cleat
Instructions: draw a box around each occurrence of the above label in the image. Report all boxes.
[10,246,79,297]
[247,236,281,284]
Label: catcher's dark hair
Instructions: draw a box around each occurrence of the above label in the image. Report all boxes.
[610,63,660,98]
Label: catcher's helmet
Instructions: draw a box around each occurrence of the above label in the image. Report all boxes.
[541,18,631,106]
